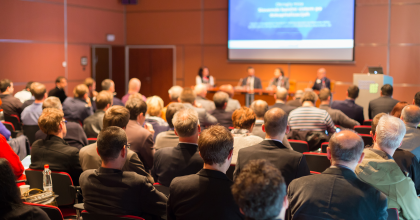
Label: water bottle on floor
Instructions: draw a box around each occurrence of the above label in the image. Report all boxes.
[43,164,53,192]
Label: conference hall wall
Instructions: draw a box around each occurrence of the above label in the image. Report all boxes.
[126,0,420,102]
[0,0,124,96]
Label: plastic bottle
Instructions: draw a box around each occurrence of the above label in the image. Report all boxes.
[0,109,4,121]
[43,164,53,192]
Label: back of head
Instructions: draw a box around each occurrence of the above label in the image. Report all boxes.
[84,77,95,88]
[301,91,318,104]
[125,98,147,120]
[219,84,234,98]
[97,126,127,163]
[232,107,256,130]
[329,130,364,163]
[96,91,113,110]
[172,108,199,137]
[275,88,288,101]
[101,79,113,91]
[38,108,64,135]
[146,96,164,116]
[73,84,89,98]
[381,84,393,96]
[376,114,406,150]
[264,108,287,137]
[128,78,141,92]
[198,125,233,165]
[25,81,34,90]
[194,84,207,97]
[179,87,196,104]
[168,86,183,101]
[128,92,144,101]
[347,85,359,99]
[295,90,303,99]
[232,159,286,220]
[371,113,387,135]
[0,158,22,214]
[414,92,420,106]
[250,100,268,119]
[166,103,185,128]
[42,97,62,110]
[318,88,331,101]
[401,105,420,125]
[32,82,47,101]
[103,106,130,129]
[0,79,11,93]
[390,101,408,118]
[213,91,229,109]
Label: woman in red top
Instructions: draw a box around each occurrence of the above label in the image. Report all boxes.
[0,135,25,184]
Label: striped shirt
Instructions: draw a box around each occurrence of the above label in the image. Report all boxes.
[288,106,336,134]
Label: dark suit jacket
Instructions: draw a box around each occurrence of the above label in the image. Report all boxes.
[286,98,302,108]
[233,140,310,186]
[3,204,50,220]
[270,102,296,115]
[35,121,88,150]
[393,148,420,195]
[211,108,233,129]
[126,120,155,171]
[331,99,364,125]
[151,143,204,187]
[30,135,83,185]
[83,110,105,138]
[80,167,167,219]
[113,96,124,106]
[48,86,67,103]
[63,97,93,123]
[0,94,23,118]
[312,77,330,91]
[288,167,388,220]
[368,96,399,119]
[167,169,244,220]
[241,76,262,89]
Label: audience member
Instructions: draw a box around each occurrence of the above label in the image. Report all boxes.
[30,108,83,185]
[101,79,124,106]
[80,127,167,219]
[0,135,24,180]
[232,160,288,220]
[161,86,183,122]
[179,88,217,128]
[0,159,50,220]
[211,91,233,129]
[0,120,11,140]
[319,88,360,129]
[288,129,388,220]
[368,84,399,119]
[356,114,420,219]
[312,68,330,91]
[122,78,146,104]
[286,90,303,107]
[34,97,88,150]
[270,87,296,115]
[331,85,365,124]
[219,84,241,112]
[167,125,244,220]
[63,84,93,123]
[194,84,215,112]
[48,76,67,103]
[79,106,153,183]
[288,91,336,134]
[21,82,47,125]
[231,107,263,164]
[14,81,33,103]
[0,79,22,117]
[390,101,408,118]
[84,77,98,103]
[154,103,184,150]
[145,96,170,141]
[241,67,262,89]
[125,97,155,171]
[400,105,420,160]
[413,91,420,106]
[234,108,310,186]
[151,108,204,187]
[83,91,113,138]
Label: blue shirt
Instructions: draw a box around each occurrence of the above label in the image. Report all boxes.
[21,103,43,125]
[0,122,11,140]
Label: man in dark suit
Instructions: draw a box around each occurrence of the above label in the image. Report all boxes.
[211,91,233,129]
[331,85,365,125]
[151,108,204,187]
[0,79,23,117]
[288,130,388,220]
[234,108,310,186]
[83,91,112,138]
[368,84,399,119]
[179,88,217,128]
[241,67,262,89]
[101,79,124,106]
[269,87,296,115]
[30,108,83,185]
[286,90,303,108]
[62,84,93,123]
[167,125,244,220]
[48,76,67,103]
[312,68,330,91]
[80,126,167,219]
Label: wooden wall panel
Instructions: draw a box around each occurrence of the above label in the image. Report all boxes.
[203,10,228,45]
[391,4,420,44]
[354,5,388,44]
[126,0,200,12]
[204,0,228,9]
[67,0,124,11]
[390,46,420,84]
[67,45,91,81]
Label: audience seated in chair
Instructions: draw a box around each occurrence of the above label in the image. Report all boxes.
[80,127,167,219]
[269,87,296,115]
[101,79,124,106]
[210,91,233,129]
[84,77,98,106]
[79,106,153,183]
[0,135,25,181]
[30,108,83,185]
[154,103,184,150]
[0,79,23,118]
[83,91,112,138]
[21,82,47,126]
[399,105,420,161]
[151,108,204,187]
[48,76,67,103]
[161,86,183,122]
[390,101,408,118]
[219,84,241,112]
[368,84,399,119]
[122,78,146,105]
[0,120,11,140]
[179,88,217,129]
[167,125,244,220]
[331,85,365,125]
[234,108,310,186]
[286,90,303,108]
[145,96,170,141]
[194,84,215,113]
[288,130,388,220]
[14,81,33,104]
[232,160,288,220]
[356,114,420,219]
[62,84,93,123]
[20,82,37,110]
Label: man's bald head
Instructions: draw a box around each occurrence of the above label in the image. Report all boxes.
[263,108,288,137]
[329,130,364,163]
[401,105,420,126]
[128,78,141,92]
[194,84,207,97]
[219,84,234,98]
[275,88,288,101]
[250,100,268,119]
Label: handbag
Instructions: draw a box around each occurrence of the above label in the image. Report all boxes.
[21,188,58,206]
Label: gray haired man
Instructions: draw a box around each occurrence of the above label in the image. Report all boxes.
[399,105,420,160]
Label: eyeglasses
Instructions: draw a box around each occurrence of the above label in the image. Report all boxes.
[62,119,67,124]
[125,144,131,149]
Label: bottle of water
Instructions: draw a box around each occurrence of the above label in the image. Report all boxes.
[0,109,4,121]
[43,164,53,192]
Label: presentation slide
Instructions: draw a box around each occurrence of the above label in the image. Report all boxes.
[228,0,355,62]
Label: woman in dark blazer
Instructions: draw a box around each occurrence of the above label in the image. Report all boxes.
[269,68,289,90]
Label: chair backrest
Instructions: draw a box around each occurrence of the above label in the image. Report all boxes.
[288,140,309,153]
[321,142,329,153]
[310,171,321,175]
[153,182,170,197]
[363,120,373,126]
[387,208,399,220]
[23,125,40,145]
[303,152,331,173]
[4,114,21,130]
[25,202,64,220]
[82,210,145,220]
[25,169,75,206]
[354,125,371,135]
[87,138,97,145]
[2,121,14,132]
[360,134,373,147]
